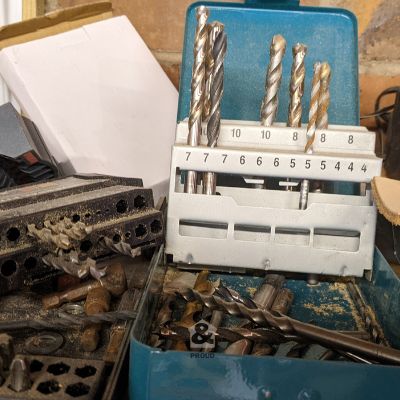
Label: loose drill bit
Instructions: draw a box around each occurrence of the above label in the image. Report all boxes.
[224,339,252,355]
[288,44,307,128]
[0,311,137,332]
[203,28,227,195]
[316,62,331,129]
[299,62,322,210]
[203,22,224,121]
[185,6,209,194]
[9,356,31,392]
[181,288,400,365]
[260,35,287,126]
[42,252,96,279]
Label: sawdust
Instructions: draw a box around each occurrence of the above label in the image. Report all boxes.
[303,302,346,317]
[246,287,257,297]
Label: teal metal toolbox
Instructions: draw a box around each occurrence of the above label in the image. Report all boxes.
[129,1,400,399]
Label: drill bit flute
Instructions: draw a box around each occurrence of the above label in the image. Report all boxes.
[185,6,209,194]
[299,62,322,210]
[203,28,227,195]
[316,62,331,130]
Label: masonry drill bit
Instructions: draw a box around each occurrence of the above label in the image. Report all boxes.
[185,6,209,194]
[316,62,331,129]
[203,29,227,195]
[300,62,322,210]
[181,288,400,365]
[260,35,287,126]
[288,44,307,128]
[203,22,224,121]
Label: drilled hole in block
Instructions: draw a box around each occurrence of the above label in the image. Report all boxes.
[47,362,70,376]
[6,227,20,241]
[37,380,61,394]
[116,199,128,213]
[113,234,121,243]
[135,224,147,239]
[84,213,91,219]
[133,195,146,209]
[150,220,162,234]
[30,359,44,373]
[80,240,93,253]
[65,382,90,397]
[125,231,131,239]
[1,260,17,277]
[24,257,37,270]
[75,365,97,378]
[72,214,80,223]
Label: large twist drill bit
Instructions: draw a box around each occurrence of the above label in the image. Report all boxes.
[180,288,400,365]
[203,22,224,121]
[316,62,331,129]
[299,62,322,210]
[260,35,286,126]
[203,28,227,195]
[185,6,209,194]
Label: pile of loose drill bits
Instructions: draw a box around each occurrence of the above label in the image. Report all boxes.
[184,6,332,210]
[151,270,400,366]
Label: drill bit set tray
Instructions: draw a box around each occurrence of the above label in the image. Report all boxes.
[167,119,381,276]
[130,1,400,399]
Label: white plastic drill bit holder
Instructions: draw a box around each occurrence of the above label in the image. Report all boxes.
[166,119,382,277]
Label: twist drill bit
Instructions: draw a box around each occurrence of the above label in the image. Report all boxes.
[27,224,71,250]
[42,252,96,279]
[44,218,92,241]
[203,29,227,195]
[181,289,400,365]
[0,311,137,332]
[100,236,141,258]
[260,35,287,126]
[300,62,322,210]
[224,339,252,355]
[316,62,331,129]
[288,44,307,128]
[203,22,224,121]
[185,6,209,194]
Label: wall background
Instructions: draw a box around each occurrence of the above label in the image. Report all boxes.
[48,0,400,125]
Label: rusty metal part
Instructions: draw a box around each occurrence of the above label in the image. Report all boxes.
[9,356,31,392]
[0,334,14,371]
[224,339,252,355]
[253,274,285,310]
[181,288,400,365]
[185,6,209,194]
[24,332,64,355]
[260,34,287,126]
[103,288,141,363]
[81,287,111,352]
[271,288,294,314]
[57,274,81,292]
[42,262,126,309]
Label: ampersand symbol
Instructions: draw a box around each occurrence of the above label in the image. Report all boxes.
[191,322,214,345]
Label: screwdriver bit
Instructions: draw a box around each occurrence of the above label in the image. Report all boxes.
[300,62,322,210]
[260,35,287,126]
[185,6,209,194]
[181,288,400,365]
[253,274,285,310]
[203,28,227,195]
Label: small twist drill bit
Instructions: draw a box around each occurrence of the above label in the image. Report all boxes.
[260,35,287,126]
[185,6,209,194]
[180,288,400,365]
[100,236,141,258]
[42,252,96,279]
[316,62,331,129]
[27,224,71,250]
[0,311,137,332]
[203,29,227,195]
[288,43,307,128]
[203,22,224,121]
[300,62,322,210]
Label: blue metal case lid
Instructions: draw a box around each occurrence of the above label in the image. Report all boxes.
[178,0,359,125]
